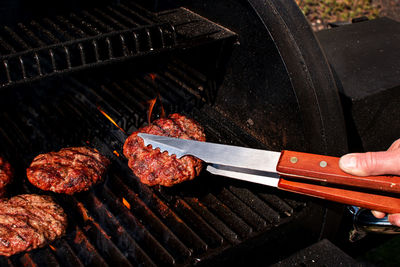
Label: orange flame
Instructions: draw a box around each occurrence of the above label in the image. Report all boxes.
[97,106,127,134]
[49,245,57,251]
[147,97,157,125]
[113,150,120,157]
[147,93,166,125]
[122,198,131,209]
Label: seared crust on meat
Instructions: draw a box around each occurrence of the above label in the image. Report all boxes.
[0,157,12,197]
[0,194,67,256]
[123,113,206,186]
[27,147,110,194]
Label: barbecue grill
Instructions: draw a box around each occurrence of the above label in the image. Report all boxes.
[0,0,355,265]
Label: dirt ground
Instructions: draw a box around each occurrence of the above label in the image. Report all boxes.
[297,0,400,31]
[378,0,400,21]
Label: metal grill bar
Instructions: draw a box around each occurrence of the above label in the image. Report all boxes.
[69,14,102,36]
[184,197,240,244]
[229,186,281,223]
[93,8,127,30]
[42,18,75,41]
[96,186,169,266]
[3,26,31,50]
[68,227,108,266]
[30,20,63,44]
[81,10,116,33]
[50,240,85,267]
[201,194,253,239]
[118,3,155,25]
[55,16,88,38]
[106,7,141,28]
[106,176,191,262]
[173,199,224,248]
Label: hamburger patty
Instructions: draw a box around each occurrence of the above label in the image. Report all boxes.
[27,147,110,194]
[0,194,67,256]
[0,157,12,197]
[123,113,206,186]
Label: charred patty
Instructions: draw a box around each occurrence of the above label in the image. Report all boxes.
[0,194,67,256]
[123,113,206,187]
[0,157,12,197]
[27,147,110,194]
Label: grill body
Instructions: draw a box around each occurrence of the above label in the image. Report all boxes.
[0,0,349,266]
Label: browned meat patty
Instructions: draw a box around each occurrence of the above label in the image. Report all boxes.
[0,157,12,197]
[0,194,67,256]
[123,113,206,186]
[27,147,110,195]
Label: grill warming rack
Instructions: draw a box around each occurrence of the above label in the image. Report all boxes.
[0,1,236,90]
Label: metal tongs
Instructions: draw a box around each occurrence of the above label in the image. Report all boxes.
[138,133,400,214]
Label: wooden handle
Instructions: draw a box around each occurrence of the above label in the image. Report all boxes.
[278,179,400,214]
[277,150,400,194]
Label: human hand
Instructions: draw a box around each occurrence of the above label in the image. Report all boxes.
[339,139,400,227]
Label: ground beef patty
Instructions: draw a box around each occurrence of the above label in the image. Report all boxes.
[27,147,110,194]
[123,113,206,186]
[0,158,12,197]
[0,194,67,256]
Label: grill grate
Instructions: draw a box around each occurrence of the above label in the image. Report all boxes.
[0,58,306,265]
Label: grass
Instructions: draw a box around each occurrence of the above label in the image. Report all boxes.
[295,0,381,24]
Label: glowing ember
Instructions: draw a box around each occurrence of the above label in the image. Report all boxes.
[74,230,85,244]
[149,73,157,81]
[113,150,120,157]
[97,106,126,134]
[93,222,111,240]
[122,198,131,209]
[77,202,92,222]
[48,245,57,251]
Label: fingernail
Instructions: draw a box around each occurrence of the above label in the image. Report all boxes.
[340,155,357,170]
[371,210,386,219]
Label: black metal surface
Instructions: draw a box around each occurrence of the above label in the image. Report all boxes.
[271,239,358,266]
[317,18,400,152]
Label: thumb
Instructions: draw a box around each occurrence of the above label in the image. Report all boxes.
[339,151,400,176]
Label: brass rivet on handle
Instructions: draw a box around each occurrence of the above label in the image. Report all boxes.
[320,161,327,168]
[290,157,298,163]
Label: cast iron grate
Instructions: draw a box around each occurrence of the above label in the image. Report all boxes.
[0,59,306,266]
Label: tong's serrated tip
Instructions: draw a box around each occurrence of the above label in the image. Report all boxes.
[137,133,185,158]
